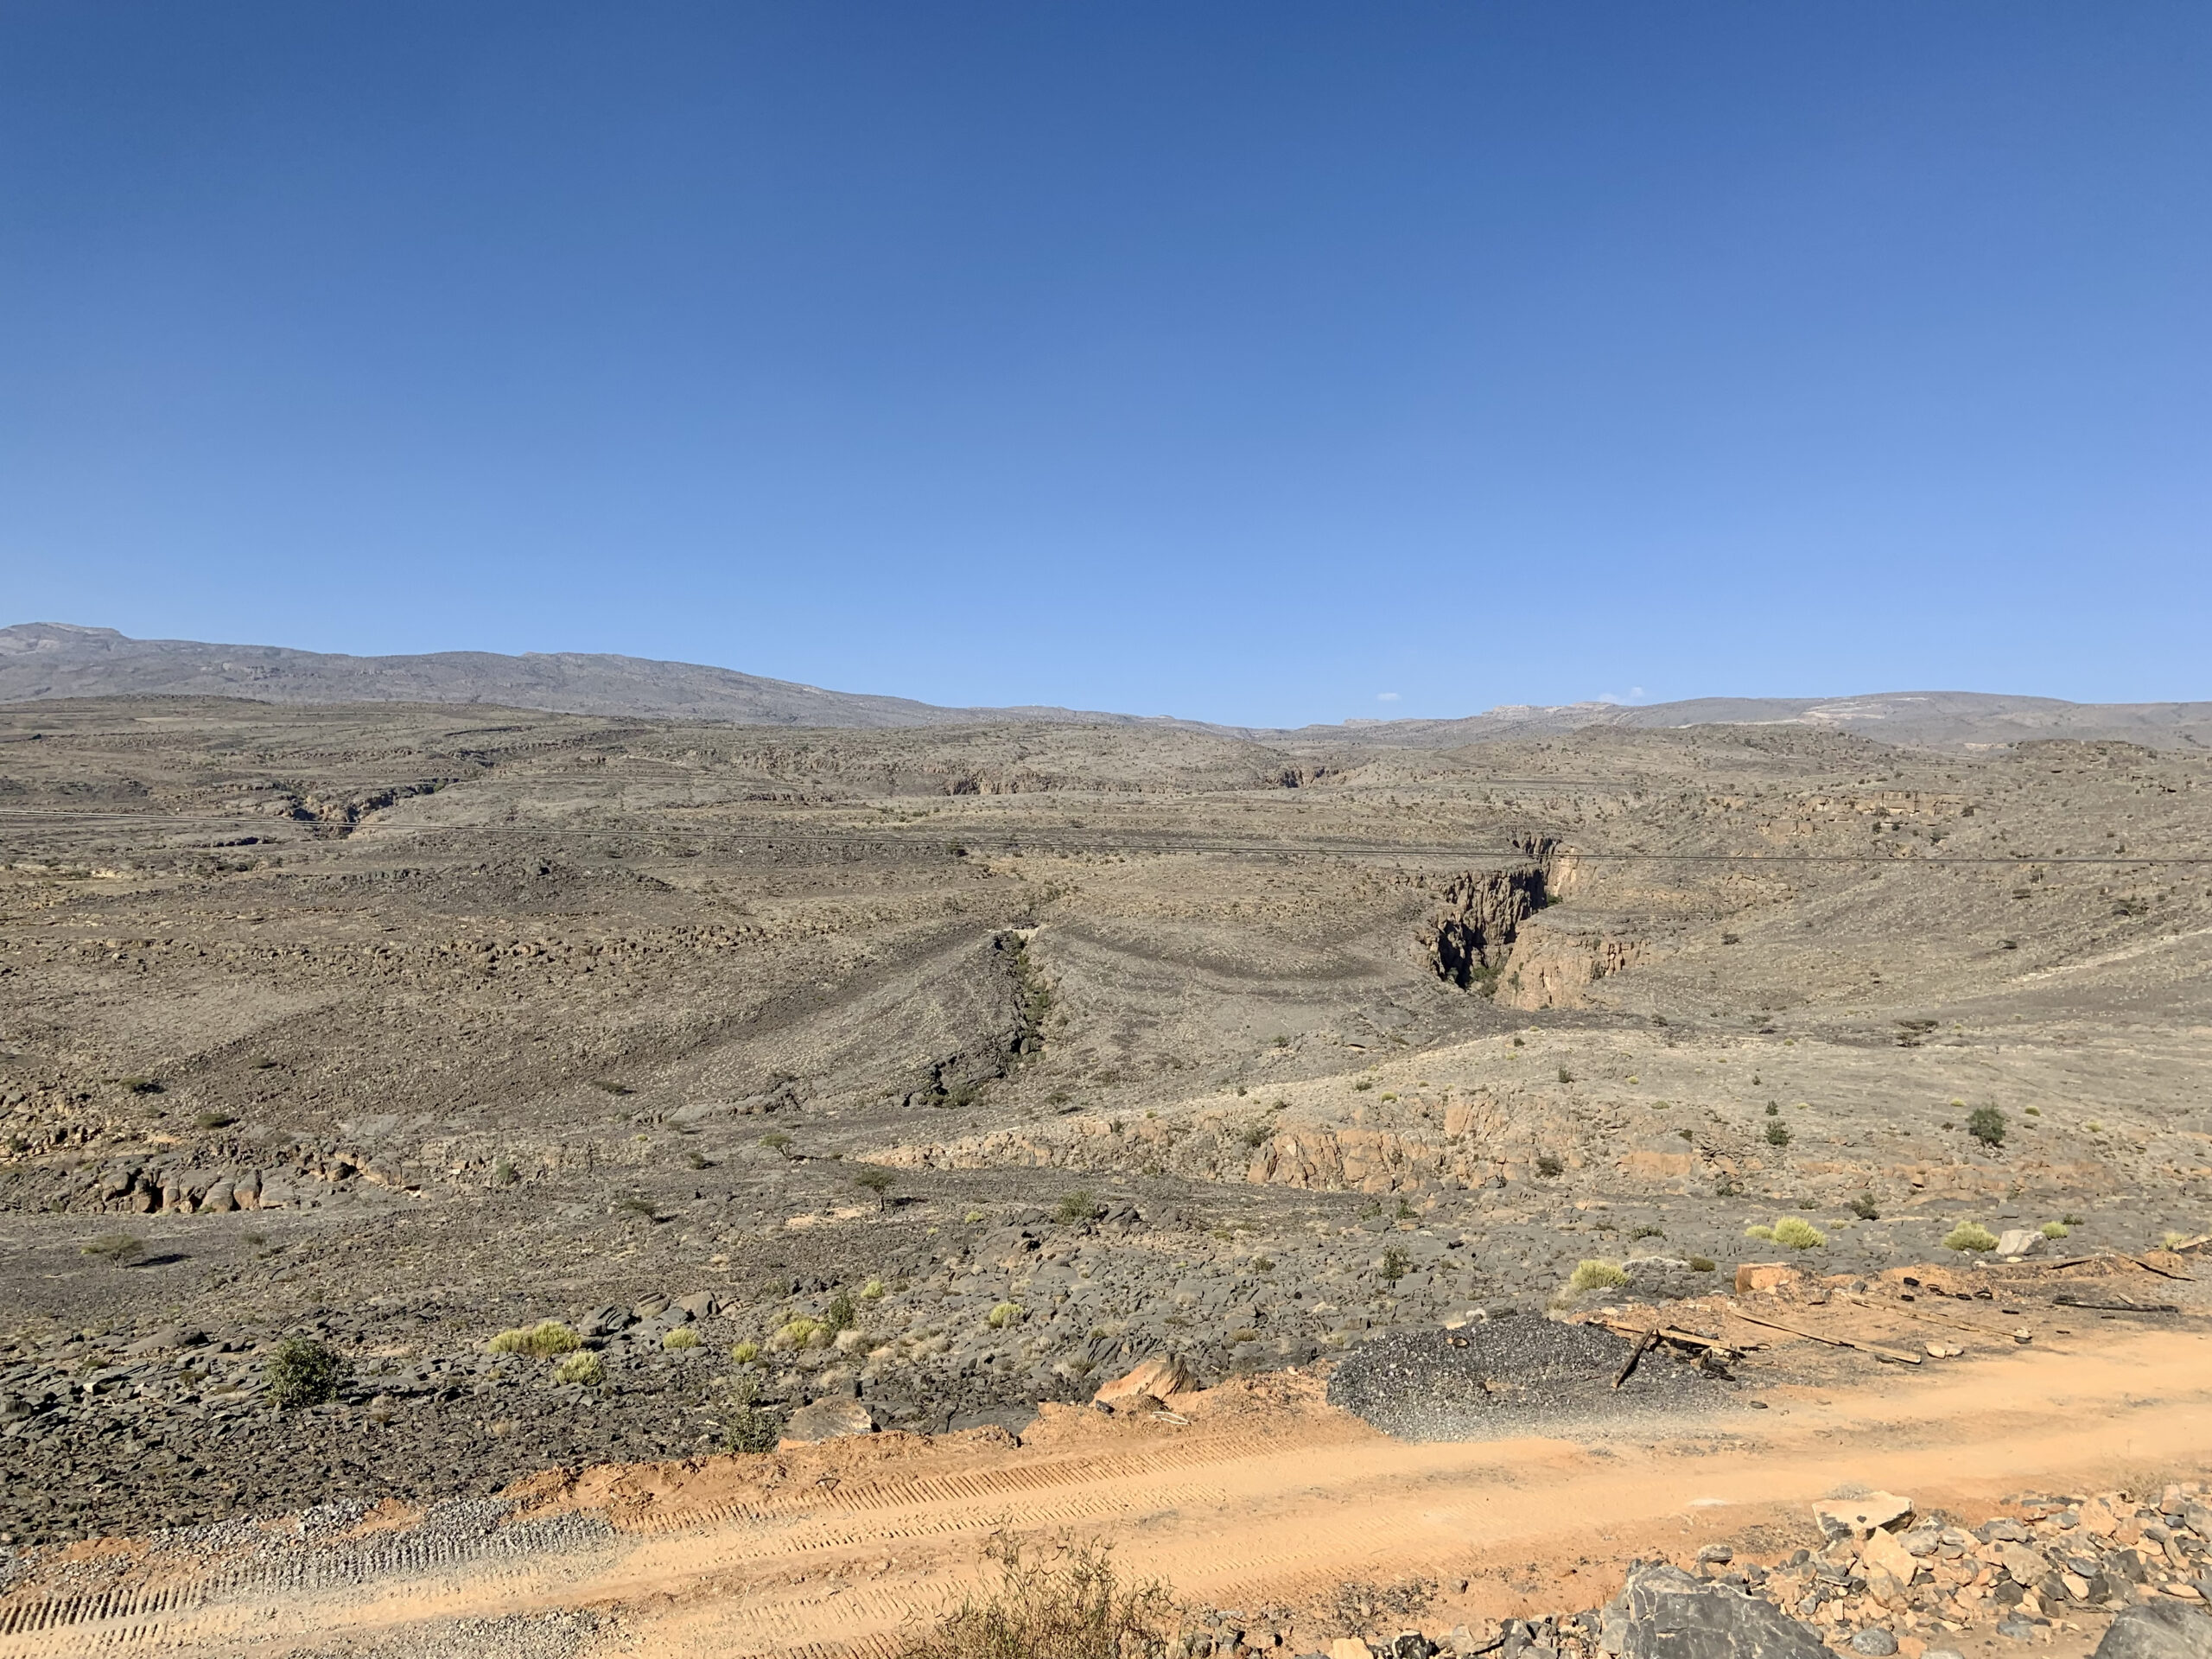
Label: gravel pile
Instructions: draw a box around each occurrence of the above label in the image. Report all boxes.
[1326,1316,1722,1440]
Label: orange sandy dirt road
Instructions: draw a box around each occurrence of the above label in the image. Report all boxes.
[3,1326,2209,1659]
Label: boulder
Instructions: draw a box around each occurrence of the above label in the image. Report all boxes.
[2094,1603,2212,1659]
[1995,1229,2044,1258]
[1599,1561,1827,1659]
[579,1305,635,1339]
[1736,1263,1800,1294]
[1815,1492,1914,1541]
[1094,1352,1198,1406]
[676,1291,721,1319]
[780,1398,874,1444]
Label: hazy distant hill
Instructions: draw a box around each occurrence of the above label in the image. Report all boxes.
[0,623,1188,731]
[1312,691,2212,751]
[4,622,2208,749]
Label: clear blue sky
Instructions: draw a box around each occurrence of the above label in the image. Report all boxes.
[4,3,2207,726]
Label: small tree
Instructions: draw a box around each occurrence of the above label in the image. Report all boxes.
[1379,1247,1409,1287]
[79,1233,143,1267]
[760,1131,793,1159]
[853,1166,895,1211]
[1967,1106,2006,1148]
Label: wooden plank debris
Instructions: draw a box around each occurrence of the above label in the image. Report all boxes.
[2054,1294,2181,1313]
[1844,1293,2033,1344]
[1724,1306,1923,1364]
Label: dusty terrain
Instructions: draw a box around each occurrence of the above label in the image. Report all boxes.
[1,694,2208,1653]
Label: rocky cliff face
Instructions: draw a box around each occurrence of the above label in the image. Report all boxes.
[1421,837,1560,990]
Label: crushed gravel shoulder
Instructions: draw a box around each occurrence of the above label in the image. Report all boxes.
[1325,1316,1730,1440]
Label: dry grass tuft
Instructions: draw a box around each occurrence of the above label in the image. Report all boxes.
[893,1536,1177,1659]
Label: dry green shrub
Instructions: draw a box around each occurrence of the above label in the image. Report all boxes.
[79,1233,143,1266]
[1567,1259,1628,1294]
[553,1350,603,1386]
[988,1300,1022,1329]
[774,1317,824,1350]
[1944,1222,1999,1253]
[662,1326,700,1350]
[893,1536,1175,1659]
[488,1319,582,1357]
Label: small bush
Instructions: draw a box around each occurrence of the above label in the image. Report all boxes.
[1239,1122,1270,1150]
[1379,1247,1409,1285]
[1771,1217,1825,1249]
[1967,1106,2006,1147]
[988,1300,1022,1329]
[776,1317,823,1349]
[120,1077,163,1095]
[963,1209,985,1224]
[1688,1255,1717,1273]
[1557,1066,1573,1084]
[823,1290,857,1333]
[2041,1220,2070,1239]
[1764,1121,1792,1147]
[1535,1154,1564,1179]
[493,1160,519,1185]
[892,1536,1173,1659]
[1630,1224,1664,1241]
[1745,1224,1775,1241]
[1351,1078,1373,1092]
[615,1196,658,1220]
[760,1131,793,1157]
[267,1338,343,1409]
[1055,1188,1098,1225]
[2162,1230,2190,1250]
[553,1350,603,1386]
[725,1374,784,1453]
[1944,1222,1999,1253]
[194,1110,236,1130]
[1566,1259,1629,1295]
[1849,1192,1880,1221]
[488,1319,582,1357]
[79,1233,143,1266]
[662,1326,699,1351]
[730,1339,761,1364]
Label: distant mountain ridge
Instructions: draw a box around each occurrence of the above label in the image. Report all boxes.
[0,622,1187,731]
[4,623,2208,750]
